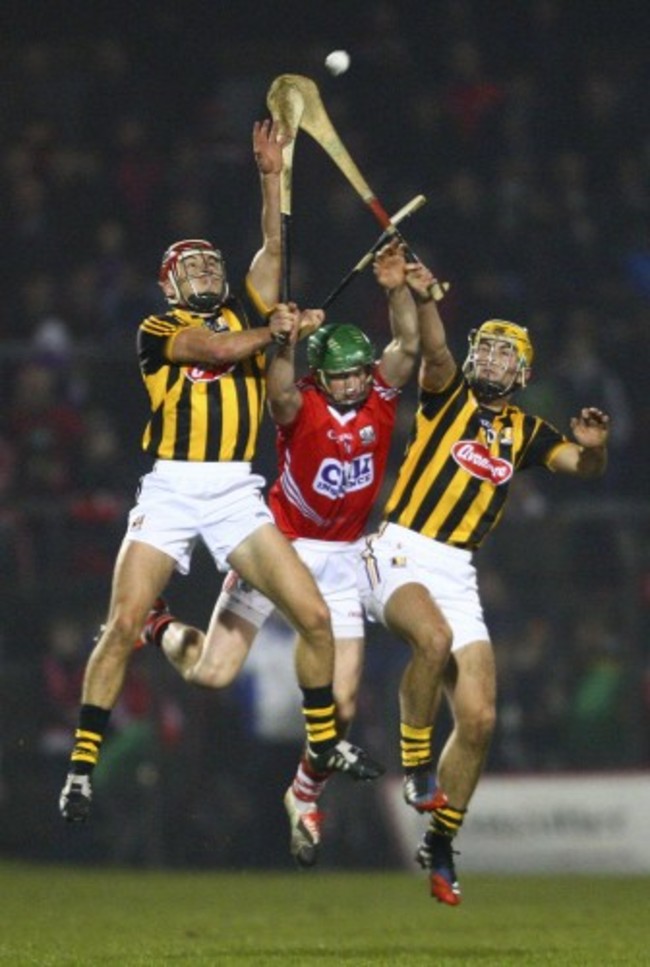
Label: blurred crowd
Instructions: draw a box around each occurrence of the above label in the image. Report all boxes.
[0,1,649,865]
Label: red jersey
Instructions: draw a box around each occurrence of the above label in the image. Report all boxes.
[268,366,400,541]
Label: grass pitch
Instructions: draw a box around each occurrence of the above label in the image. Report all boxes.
[1,861,649,965]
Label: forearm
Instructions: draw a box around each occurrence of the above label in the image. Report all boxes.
[170,327,274,366]
[413,291,447,361]
[387,284,419,356]
[267,343,297,401]
[260,171,282,253]
[267,343,302,422]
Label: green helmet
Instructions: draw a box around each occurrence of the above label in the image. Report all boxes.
[307,323,375,373]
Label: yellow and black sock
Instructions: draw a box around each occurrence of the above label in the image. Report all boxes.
[400,723,433,772]
[301,685,337,756]
[69,704,111,776]
[431,803,466,838]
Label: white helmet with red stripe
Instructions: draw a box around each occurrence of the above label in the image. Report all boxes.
[159,239,229,312]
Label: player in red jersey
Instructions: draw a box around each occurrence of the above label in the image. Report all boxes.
[138,242,441,865]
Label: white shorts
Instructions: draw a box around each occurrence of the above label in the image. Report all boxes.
[218,537,365,638]
[125,460,274,574]
[357,523,489,653]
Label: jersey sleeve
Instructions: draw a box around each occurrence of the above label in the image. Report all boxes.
[137,313,183,374]
[519,415,570,470]
[372,363,402,400]
[419,366,464,416]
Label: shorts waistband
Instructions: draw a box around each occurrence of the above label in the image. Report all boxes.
[153,459,252,478]
[294,537,365,554]
[381,522,473,564]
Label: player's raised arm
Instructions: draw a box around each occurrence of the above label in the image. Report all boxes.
[373,241,420,389]
[267,305,324,425]
[404,260,456,393]
[247,119,291,308]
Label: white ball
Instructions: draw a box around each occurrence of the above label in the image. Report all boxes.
[325,50,351,76]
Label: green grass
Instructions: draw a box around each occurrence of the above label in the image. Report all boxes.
[1,862,649,965]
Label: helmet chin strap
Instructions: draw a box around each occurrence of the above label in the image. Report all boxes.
[183,279,229,313]
[186,291,224,312]
[471,375,519,403]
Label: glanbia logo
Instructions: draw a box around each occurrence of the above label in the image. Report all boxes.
[185,363,235,382]
[451,441,513,485]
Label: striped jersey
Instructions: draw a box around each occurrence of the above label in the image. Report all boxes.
[268,367,400,541]
[137,299,266,462]
[384,367,569,550]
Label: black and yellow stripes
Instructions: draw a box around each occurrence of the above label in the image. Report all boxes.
[68,704,111,776]
[400,723,433,770]
[301,684,338,755]
[303,703,338,751]
[432,803,467,839]
[138,307,266,462]
[385,368,565,550]
[70,729,103,768]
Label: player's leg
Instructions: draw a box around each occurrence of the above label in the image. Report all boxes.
[230,525,332,682]
[229,524,383,781]
[438,639,497,806]
[333,635,365,734]
[147,580,260,687]
[285,633,365,867]
[417,639,496,906]
[60,539,176,822]
[383,582,452,812]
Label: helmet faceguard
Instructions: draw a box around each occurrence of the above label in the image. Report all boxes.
[307,323,375,408]
[159,239,229,312]
[463,319,533,402]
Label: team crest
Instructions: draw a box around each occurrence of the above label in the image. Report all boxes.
[359,425,376,445]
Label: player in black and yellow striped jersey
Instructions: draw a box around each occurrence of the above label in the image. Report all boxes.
[60,119,383,827]
[358,259,610,906]
[138,295,267,463]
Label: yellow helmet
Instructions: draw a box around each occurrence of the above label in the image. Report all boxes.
[463,319,534,401]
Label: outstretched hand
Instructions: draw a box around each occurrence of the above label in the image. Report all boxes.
[373,240,407,290]
[570,407,610,448]
[298,308,325,341]
[253,119,291,175]
[405,260,438,302]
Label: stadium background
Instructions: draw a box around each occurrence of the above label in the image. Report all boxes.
[0,0,648,870]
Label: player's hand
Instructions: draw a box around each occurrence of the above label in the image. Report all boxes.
[405,260,437,301]
[253,119,291,175]
[268,302,300,345]
[373,239,407,290]
[297,308,325,341]
[570,407,610,448]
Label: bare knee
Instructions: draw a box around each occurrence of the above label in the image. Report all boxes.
[405,616,453,670]
[457,701,497,749]
[101,610,144,653]
[291,595,332,644]
[386,586,453,666]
